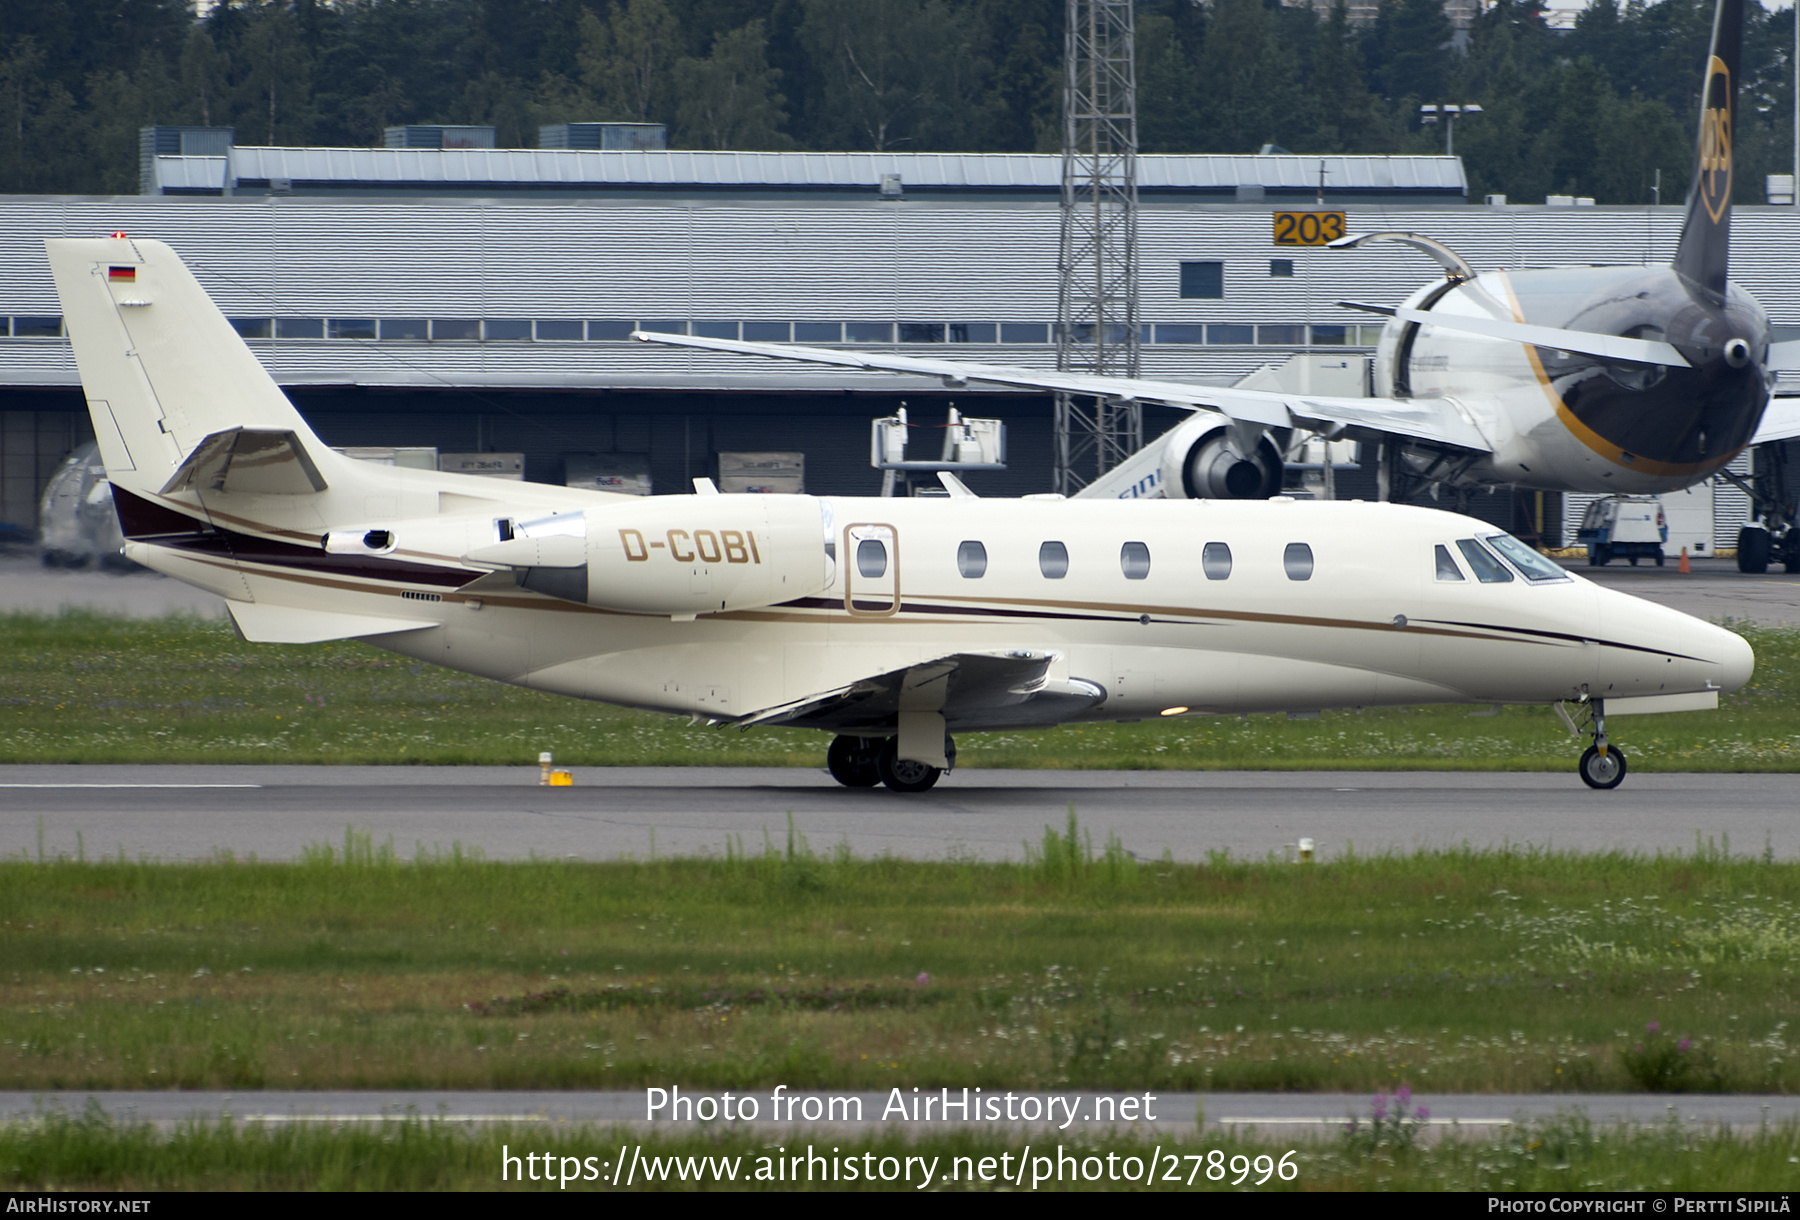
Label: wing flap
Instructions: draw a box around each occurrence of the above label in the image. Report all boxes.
[736,649,1103,734]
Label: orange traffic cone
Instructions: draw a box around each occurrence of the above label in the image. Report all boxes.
[1679,546,1691,574]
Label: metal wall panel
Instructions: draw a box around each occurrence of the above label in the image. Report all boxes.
[3,197,1799,394]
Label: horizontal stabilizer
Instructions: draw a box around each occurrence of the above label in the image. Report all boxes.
[227,601,436,644]
[161,428,328,496]
[1751,397,1800,445]
[1340,301,1691,368]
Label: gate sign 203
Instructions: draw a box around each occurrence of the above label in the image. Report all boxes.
[1271,212,1346,246]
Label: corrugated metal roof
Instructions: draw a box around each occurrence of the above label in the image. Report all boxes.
[210,147,1465,193]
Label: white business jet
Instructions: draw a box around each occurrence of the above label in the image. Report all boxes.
[634,0,1800,572]
[48,236,1749,792]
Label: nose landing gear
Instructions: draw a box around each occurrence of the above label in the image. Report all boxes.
[1568,699,1628,789]
[826,733,956,792]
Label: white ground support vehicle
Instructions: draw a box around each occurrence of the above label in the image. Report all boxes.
[1578,496,1667,567]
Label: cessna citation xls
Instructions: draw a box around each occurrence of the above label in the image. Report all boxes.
[48,237,1751,792]
[634,0,1800,571]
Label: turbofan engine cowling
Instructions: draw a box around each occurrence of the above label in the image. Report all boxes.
[467,494,831,615]
[1154,416,1285,500]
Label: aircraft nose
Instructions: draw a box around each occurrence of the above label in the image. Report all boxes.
[1715,625,1755,693]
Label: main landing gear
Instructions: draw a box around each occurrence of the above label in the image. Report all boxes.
[1572,699,1628,790]
[826,734,956,793]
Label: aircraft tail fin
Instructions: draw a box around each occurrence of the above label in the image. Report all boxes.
[44,236,338,502]
[1671,0,1741,298]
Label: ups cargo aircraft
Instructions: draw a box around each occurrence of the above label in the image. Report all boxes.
[637,0,1800,574]
[47,237,1751,793]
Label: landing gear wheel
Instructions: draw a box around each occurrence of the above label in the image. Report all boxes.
[1578,744,1628,789]
[826,735,882,788]
[1738,527,1771,574]
[876,738,942,793]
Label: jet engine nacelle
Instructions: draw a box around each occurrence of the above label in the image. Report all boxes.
[467,494,831,616]
[1154,412,1285,500]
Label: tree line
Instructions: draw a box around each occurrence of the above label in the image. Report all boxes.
[1,0,1794,205]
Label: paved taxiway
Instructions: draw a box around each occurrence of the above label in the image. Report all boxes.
[4,765,1796,863]
[6,1090,1798,1133]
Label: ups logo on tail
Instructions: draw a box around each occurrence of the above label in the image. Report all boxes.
[1699,55,1732,223]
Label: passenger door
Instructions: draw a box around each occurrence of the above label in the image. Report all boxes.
[843,522,900,616]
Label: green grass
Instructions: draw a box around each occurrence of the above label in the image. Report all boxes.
[4,827,1798,1093]
[0,610,1795,769]
[3,1108,1797,1191]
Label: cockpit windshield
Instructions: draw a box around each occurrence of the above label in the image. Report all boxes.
[1455,538,1513,583]
[1483,533,1571,582]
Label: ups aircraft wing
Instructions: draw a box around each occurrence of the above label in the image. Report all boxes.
[632,331,1493,453]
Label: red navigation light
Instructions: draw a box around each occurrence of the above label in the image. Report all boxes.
[109,231,127,239]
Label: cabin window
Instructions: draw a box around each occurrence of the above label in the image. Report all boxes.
[1039,541,1069,579]
[1284,542,1314,581]
[1485,533,1571,582]
[1202,541,1232,580]
[1120,541,1151,579]
[957,540,987,578]
[857,538,888,579]
[1435,544,1466,582]
[1456,538,1514,583]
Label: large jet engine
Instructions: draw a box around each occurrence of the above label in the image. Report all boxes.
[1152,412,1286,500]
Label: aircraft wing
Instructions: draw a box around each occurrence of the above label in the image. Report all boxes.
[633,332,1494,453]
[734,649,1105,734]
[1752,396,1800,445]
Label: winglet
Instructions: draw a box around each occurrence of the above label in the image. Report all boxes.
[1671,0,1741,299]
